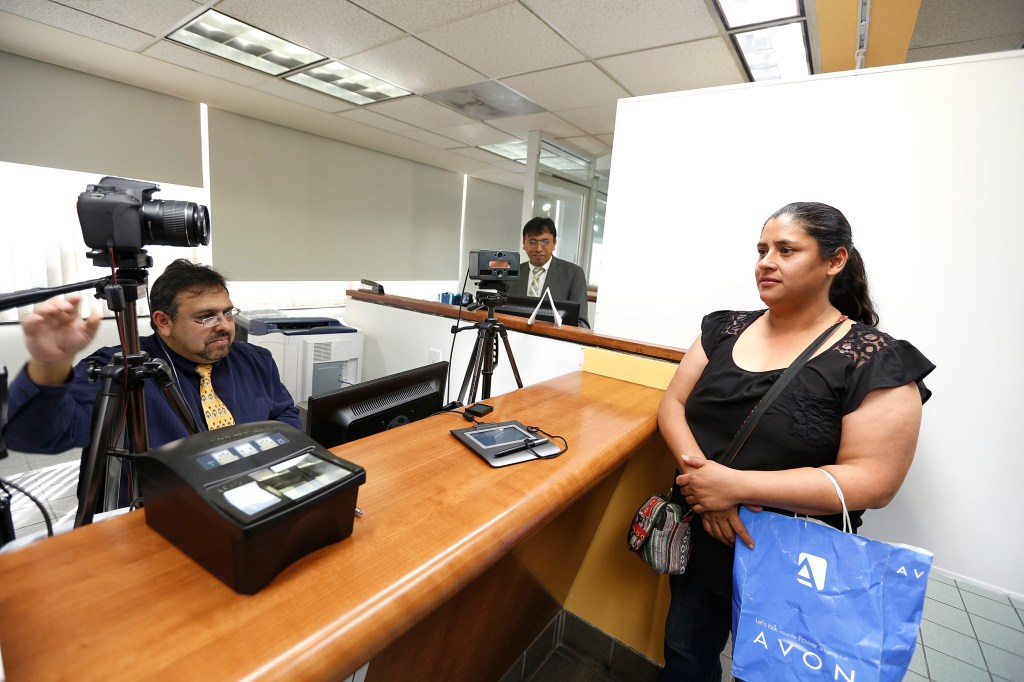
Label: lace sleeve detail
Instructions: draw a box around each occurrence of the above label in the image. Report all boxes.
[699,310,762,355]
[840,325,936,413]
[836,328,894,368]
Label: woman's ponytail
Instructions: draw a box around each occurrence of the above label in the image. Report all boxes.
[766,202,878,326]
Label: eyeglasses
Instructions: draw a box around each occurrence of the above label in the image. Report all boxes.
[527,239,552,248]
[192,307,241,328]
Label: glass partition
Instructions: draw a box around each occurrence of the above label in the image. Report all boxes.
[520,131,596,273]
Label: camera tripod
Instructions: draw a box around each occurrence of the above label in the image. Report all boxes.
[453,290,523,404]
[0,249,199,527]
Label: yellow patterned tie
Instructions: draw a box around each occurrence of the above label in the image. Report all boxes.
[196,363,235,429]
[528,267,543,296]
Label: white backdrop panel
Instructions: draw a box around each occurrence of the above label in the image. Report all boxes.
[598,52,1024,595]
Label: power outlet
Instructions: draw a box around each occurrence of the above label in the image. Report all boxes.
[429,348,442,363]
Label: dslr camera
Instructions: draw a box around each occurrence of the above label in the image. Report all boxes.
[77,177,210,252]
[468,250,520,282]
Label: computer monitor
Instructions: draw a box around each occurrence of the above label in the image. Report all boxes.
[305,361,448,448]
[496,295,581,327]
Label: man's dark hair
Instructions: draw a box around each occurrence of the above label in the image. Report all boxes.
[522,217,557,240]
[150,259,229,321]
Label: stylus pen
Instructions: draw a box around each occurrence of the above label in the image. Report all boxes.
[493,438,548,459]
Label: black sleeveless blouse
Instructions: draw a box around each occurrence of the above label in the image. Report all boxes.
[678,310,935,596]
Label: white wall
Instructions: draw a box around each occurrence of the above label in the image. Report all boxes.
[598,51,1024,595]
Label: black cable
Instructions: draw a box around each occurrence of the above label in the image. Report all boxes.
[0,476,54,537]
[445,267,471,406]
[524,424,569,459]
[429,406,492,425]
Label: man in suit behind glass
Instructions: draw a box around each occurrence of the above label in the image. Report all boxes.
[510,217,590,327]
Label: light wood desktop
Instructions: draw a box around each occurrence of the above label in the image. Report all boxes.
[0,371,665,681]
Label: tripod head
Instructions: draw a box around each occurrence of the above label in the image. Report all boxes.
[469,285,509,317]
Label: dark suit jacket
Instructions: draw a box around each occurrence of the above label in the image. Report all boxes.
[511,256,590,326]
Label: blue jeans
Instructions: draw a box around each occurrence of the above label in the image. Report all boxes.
[660,574,734,682]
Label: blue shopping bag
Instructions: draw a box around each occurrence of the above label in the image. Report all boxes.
[731,505,932,682]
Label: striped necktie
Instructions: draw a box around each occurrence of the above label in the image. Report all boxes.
[528,267,543,297]
[196,363,235,429]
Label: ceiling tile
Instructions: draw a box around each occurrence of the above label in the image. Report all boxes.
[255,79,356,113]
[451,146,528,173]
[343,37,485,94]
[910,0,1024,48]
[215,0,405,59]
[487,112,584,139]
[350,0,512,33]
[907,34,1024,62]
[558,135,612,157]
[501,62,629,111]
[598,38,746,96]
[3,0,153,50]
[143,40,276,86]
[466,169,527,190]
[397,129,464,149]
[429,122,521,146]
[364,96,478,128]
[336,107,419,134]
[596,133,614,147]
[48,0,203,37]
[527,0,719,58]
[419,3,584,78]
[553,103,617,136]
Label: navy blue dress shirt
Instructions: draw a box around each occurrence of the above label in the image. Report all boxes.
[3,334,301,454]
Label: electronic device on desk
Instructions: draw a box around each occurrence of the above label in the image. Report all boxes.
[305,361,449,448]
[237,311,363,404]
[135,421,365,594]
[451,421,559,467]
[496,295,580,327]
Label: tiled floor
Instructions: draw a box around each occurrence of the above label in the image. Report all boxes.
[522,577,1024,682]
[4,453,1024,682]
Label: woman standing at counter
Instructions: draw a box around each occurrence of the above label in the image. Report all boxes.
[656,202,934,681]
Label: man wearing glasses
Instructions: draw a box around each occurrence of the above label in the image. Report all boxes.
[510,217,590,327]
[3,259,299,460]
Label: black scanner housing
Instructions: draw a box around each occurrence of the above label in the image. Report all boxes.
[136,421,365,594]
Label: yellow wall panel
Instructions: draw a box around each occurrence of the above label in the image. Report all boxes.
[583,347,678,390]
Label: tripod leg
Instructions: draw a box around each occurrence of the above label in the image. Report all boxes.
[76,374,126,527]
[498,328,524,389]
[458,332,486,405]
[480,334,498,400]
[468,334,489,404]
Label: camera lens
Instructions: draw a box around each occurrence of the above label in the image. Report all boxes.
[140,200,211,247]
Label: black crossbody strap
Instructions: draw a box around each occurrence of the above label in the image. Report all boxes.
[721,318,845,466]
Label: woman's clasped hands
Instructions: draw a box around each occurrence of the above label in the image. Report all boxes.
[678,455,760,550]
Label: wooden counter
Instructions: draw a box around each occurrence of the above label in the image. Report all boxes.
[0,372,664,681]
[347,290,685,362]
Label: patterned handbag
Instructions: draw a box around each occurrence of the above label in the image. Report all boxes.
[627,489,695,574]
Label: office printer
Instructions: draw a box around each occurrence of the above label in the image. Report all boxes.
[237,311,363,403]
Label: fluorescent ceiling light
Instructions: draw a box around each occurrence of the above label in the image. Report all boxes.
[480,141,529,162]
[480,140,590,185]
[479,142,588,172]
[169,10,324,76]
[717,0,801,29]
[539,150,587,174]
[286,62,410,105]
[735,22,810,81]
